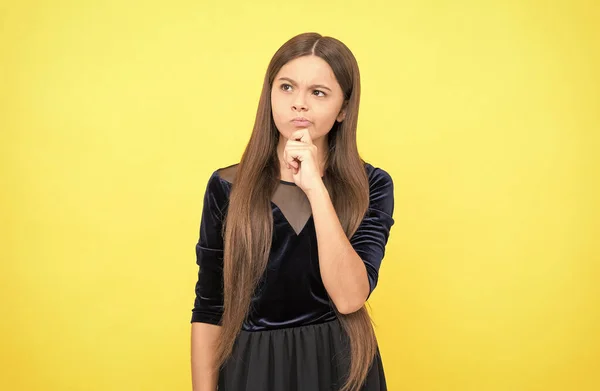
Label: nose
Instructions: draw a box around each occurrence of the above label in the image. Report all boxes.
[292,96,308,112]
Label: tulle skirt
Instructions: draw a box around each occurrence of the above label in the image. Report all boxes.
[218,319,387,391]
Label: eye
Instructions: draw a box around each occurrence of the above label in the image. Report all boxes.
[281,83,292,91]
[313,90,326,97]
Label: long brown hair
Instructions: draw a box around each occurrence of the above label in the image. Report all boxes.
[215,32,376,391]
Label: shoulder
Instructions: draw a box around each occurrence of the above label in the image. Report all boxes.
[362,161,394,215]
[208,162,239,186]
[363,161,393,192]
[215,163,239,185]
[204,162,238,199]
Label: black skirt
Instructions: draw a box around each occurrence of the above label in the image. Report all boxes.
[218,319,387,391]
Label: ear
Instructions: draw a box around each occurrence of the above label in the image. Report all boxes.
[336,101,348,122]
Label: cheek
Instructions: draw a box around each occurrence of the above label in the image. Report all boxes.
[313,104,340,126]
[270,95,285,121]
[271,105,283,124]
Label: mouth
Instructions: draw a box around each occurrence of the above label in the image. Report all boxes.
[291,118,312,127]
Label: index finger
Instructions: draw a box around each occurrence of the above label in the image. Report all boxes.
[290,128,312,144]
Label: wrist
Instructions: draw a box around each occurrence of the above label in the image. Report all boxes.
[306,179,328,201]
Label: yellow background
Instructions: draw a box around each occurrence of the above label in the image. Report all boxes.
[1,0,598,390]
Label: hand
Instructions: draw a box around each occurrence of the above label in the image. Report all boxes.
[283,128,323,193]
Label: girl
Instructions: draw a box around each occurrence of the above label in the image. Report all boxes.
[190,32,395,391]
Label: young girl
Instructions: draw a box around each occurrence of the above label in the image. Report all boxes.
[190,32,395,391]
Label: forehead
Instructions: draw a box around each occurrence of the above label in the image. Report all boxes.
[275,55,337,84]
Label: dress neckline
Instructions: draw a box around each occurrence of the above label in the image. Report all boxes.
[279,175,325,186]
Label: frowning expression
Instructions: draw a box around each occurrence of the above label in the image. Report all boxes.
[271,55,346,141]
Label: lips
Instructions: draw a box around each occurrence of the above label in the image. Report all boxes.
[291,118,312,127]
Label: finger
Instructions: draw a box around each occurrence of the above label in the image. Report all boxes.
[285,144,317,161]
[291,155,300,167]
[288,149,308,163]
[284,143,309,158]
[295,129,312,143]
[285,140,313,148]
[290,128,312,144]
[287,154,296,169]
[285,145,316,160]
[283,149,299,169]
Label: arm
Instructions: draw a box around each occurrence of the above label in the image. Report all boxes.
[191,322,221,391]
[190,170,229,390]
[308,168,395,314]
[308,183,370,314]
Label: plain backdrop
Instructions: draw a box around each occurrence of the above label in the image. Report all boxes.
[1,0,598,390]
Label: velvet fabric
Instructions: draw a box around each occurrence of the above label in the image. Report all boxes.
[190,162,395,332]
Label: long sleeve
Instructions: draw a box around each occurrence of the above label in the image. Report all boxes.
[190,170,230,325]
[349,167,395,300]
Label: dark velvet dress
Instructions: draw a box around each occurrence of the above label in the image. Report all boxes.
[191,162,395,391]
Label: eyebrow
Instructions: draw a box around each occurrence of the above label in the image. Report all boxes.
[277,77,332,92]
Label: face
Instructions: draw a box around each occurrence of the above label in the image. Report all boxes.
[270,55,346,142]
